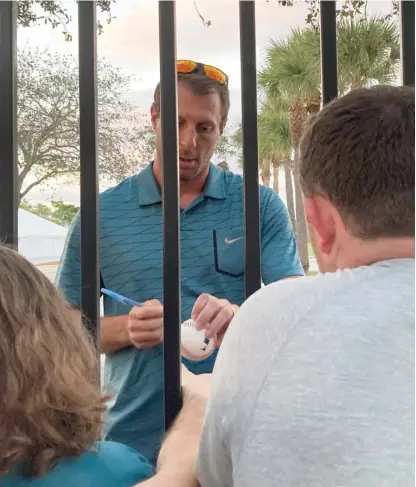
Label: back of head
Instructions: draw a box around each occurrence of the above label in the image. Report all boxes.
[300,85,415,239]
[0,246,104,477]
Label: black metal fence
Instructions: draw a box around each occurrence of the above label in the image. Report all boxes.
[0,0,414,430]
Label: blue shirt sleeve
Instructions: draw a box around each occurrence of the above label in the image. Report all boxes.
[260,188,304,285]
[55,212,82,307]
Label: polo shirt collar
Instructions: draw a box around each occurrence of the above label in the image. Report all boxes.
[137,163,162,206]
[204,163,227,200]
[137,162,227,206]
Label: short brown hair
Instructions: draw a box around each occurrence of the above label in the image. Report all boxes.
[153,73,230,121]
[0,246,105,477]
[300,85,415,238]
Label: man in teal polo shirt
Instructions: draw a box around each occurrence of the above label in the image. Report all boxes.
[56,60,303,464]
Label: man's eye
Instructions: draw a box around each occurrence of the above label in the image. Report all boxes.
[200,125,213,132]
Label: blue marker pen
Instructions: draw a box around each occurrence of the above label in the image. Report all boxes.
[101,288,143,307]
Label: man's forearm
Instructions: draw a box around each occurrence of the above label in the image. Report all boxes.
[100,315,131,354]
[139,394,206,487]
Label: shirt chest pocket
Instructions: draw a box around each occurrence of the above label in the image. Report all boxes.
[213,229,245,278]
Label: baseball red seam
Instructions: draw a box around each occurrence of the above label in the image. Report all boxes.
[181,321,213,361]
[181,343,213,361]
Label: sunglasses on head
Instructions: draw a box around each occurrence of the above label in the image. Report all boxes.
[177,60,229,87]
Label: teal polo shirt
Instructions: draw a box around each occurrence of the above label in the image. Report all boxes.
[56,162,303,464]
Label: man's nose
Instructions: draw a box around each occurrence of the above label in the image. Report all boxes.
[179,127,197,151]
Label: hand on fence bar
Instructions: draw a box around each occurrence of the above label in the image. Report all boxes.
[191,293,239,347]
[128,299,164,349]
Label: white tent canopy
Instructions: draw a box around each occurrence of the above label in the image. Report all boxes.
[18,209,68,264]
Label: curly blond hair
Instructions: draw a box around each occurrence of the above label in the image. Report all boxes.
[0,246,105,477]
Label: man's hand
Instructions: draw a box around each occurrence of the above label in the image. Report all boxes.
[149,367,209,487]
[181,364,211,399]
[191,293,239,347]
[127,299,164,349]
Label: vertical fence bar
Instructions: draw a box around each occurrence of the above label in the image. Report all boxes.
[78,1,100,349]
[158,0,182,430]
[400,0,415,86]
[0,1,18,247]
[239,0,261,299]
[320,0,338,105]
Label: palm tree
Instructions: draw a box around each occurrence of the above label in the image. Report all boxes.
[257,97,296,229]
[258,16,400,272]
[258,29,318,272]
[337,17,400,91]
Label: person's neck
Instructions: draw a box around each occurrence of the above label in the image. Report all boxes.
[337,236,415,270]
[152,158,208,207]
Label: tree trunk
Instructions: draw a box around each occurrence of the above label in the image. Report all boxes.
[261,158,271,187]
[272,158,279,194]
[293,149,309,273]
[284,164,296,233]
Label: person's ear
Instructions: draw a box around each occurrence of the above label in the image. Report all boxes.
[304,197,336,255]
[150,104,159,130]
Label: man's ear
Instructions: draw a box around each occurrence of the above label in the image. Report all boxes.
[150,103,159,130]
[304,197,336,256]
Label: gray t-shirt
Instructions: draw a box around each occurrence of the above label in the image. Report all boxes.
[197,259,415,487]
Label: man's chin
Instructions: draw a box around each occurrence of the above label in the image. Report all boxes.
[179,172,194,182]
[179,167,199,182]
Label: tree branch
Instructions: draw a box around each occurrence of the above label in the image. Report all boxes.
[193,1,211,27]
[19,168,77,200]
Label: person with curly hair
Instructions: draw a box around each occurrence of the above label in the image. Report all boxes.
[0,246,207,487]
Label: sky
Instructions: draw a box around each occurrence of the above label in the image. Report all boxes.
[18,0,393,204]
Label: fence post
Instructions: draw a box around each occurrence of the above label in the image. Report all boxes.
[78,1,100,349]
[320,0,338,105]
[0,1,18,247]
[400,0,415,86]
[239,0,261,298]
[158,0,182,431]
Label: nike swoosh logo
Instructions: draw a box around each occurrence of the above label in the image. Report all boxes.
[224,236,243,245]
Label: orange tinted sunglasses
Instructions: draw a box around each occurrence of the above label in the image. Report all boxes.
[177,60,229,87]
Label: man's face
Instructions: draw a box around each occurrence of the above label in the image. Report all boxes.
[152,82,225,182]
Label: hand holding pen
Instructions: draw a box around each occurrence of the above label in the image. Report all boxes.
[102,288,164,350]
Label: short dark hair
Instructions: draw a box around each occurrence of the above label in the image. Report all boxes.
[153,73,230,121]
[300,85,415,239]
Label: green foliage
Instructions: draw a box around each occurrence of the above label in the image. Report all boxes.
[277,0,398,31]
[258,15,400,100]
[258,97,291,161]
[20,200,79,227]
[259,28,320,101]
[18,45,153,202]
[17,0,114,41]
[214,125,242,163]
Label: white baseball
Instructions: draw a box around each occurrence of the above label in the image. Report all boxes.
[180,319,215,361]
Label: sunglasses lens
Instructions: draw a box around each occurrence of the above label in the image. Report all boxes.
[204,66,227,85]
[177,60,196,73]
